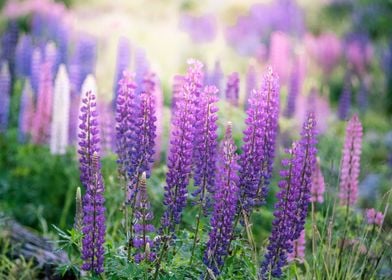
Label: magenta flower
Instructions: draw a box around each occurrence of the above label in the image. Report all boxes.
[365,209,384,227]
[288,230,306,263]
[339,114,363,207]
[310,158,325,203]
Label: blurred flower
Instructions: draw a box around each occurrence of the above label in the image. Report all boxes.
[206,60,223,93]
[18,80,34,142]
[179,13,217,43]
[30,47,42,95]
[310,158,325,203]
[288,230,306,263]
[0,21,19,76]
[225,72,239,106]
[284,60,301,118]
[203,123,239,276]
[345,34,373,76]
[339,114,363,207]
[50,64,70,154]
[365,208,384,227]
[244,64,257,110]
[338,72,352,120]
[113,37,131,108]
[15,35,33,78]
[0,62,11,132]
[269,32,292,83]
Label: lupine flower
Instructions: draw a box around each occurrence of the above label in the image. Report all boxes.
[192,85,219,212]
[32,61,53,144]
[74,36,97,91]
[50,64,70,154]
[113,37,131,108]
[30,47,42,95]
[0,21,19,76]
[203,122,240,276]
[81,152,105,275]
[161,59,203,233]
[269,32,292,83]
[292,112,317,238]
[171,74,184,111]
[179,13,217,43]
[44,41,58,78]
[365,209,384,227]
[115,71,137,178]
[225,72,239,106]
[245,64,256,110]
[357,77,369,112]
[239,67,280,215]
[135,48,150,94]
[288,230,306,263]
[78,88,100,189]
[133,172,156,263]
[207,60,223,93]
[18,80,34,142]
[338,72,352,120]
[0,62,11,132]
[339,114,363,207]
[153,80,164,162]
[15,35,32,78]
[74,186,83,231]
[261,112,317,279]
[310,158,325,203]
[98,101,115,155]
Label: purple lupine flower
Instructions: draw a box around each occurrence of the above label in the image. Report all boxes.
[284,65,300,118]
[161,59,203,233]
[208,60,223,93]
[171,74,185,112]
[239,67,280,215]
[339,114,363,207]
[78,89,100,189]
[292,112,318,238]
[357,77,369,113]
[113,37,131,108]
[15,35,32,78]
[32,61,53,144]
[0,62,11,132]
[115,71,137,178]
[260,112,317,279]
[135,48,150,95]
[288,230,306,263]
[18,80,34,142]
[192,85,219,212]
[365,209,384,227]
[30,47,42,95]
[98,101,115,155]
[73,35,97,91]
[1,20,19,77]
[203,122,240,276]
[44,41,58,79]
[225,72,240,106]
[133,172,156,263]
[81,152,105,275]
[310,158,325,203]
[179,13,217,43]
[245,64,257,110]
[338,72,352,120]
[260,144,300,279]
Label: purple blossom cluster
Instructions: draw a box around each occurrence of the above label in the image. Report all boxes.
[260,112,317,279]
[203,123,240,275]
[239,67,280,215]
[0,62,11,132]
[225,72,240,107]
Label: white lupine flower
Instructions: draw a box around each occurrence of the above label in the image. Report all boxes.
[50,64,70,154]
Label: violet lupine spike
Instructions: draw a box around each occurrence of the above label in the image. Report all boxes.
[113,37,131,108]
[292,112,318,238]
[15,35,32,78]
[284,67,300,118]
[78,89,100,189]
[260,143,300,279]
[98,101,115,155]
[81,152,106,275]
[45,41,58,79]
[245,64,256,110]
[171,74,185,112]
[365,209,384,227]
[192,85,219,212]
[339,114,363,207]
[31,48,42,95]
[18,80,34,142]
[50,65,70,155]
[203,122,240,276]
[310,158,325,203]
[225,72,240,106]
[287,229,306,263]
[74,36,97,91]
[0,62,11,132]
[338,72,352,120]
[208,60,223,92]
[161,59,203,233]
[1,20,19,77]
[135,48,150,95]
[115,71,137,178]
[239,67,280,215]
[31,62,53,144]
[133,172,156,263]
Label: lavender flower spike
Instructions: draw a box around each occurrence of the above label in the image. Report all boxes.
[161,59,203,233]
[50,65,70,154]
[78,88,100,189]
[339,114,363,207]
[239,67,280,215]
[192,85,219,211]
[0,62,11,132]
[203,122,240,276]
[225,72,239,106]
[18,80,34,142]
[81,152,106,274]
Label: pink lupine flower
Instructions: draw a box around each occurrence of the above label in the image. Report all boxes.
[269,31,292,83]
[288,230,306,263]
[365,208,384,226]
[339,114,363,207]
[310,158,325,203]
